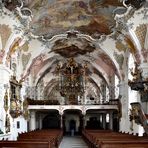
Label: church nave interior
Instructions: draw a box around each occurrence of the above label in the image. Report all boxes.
[0,0,148,147]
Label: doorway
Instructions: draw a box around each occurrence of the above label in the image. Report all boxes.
[69,119,76,136]
[63,109,83,135]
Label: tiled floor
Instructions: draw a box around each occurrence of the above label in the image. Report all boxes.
[59,136,89,148]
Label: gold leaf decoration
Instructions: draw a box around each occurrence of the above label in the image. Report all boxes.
[20,42,29,52]
[124,36,137,54]
[9,38,22,55]
[115,41,127,52]
[23,99,29,120]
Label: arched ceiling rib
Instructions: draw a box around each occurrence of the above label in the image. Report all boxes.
[1,0,148,101]
[19,30,121,89]
[33,50,116,87]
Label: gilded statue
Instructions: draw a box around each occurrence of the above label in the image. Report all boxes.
[130,62,143,82]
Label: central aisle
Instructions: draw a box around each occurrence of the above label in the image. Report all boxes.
[59,136,89,148]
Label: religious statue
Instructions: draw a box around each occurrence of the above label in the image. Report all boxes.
[128,62,144,91]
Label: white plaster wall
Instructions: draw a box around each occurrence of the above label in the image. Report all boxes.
[0,64,27,140]
[119,51,131,134]
[131,121,144,136]
[10,116,27,140]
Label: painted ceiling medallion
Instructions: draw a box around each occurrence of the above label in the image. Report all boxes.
[21,0,125,39]
[51,32,96,58]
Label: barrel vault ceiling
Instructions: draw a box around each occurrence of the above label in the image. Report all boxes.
[0,0,148,99]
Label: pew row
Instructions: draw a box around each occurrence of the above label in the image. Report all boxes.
[0,141,50,148]
[0,129,63,148]
[82,130,148,148]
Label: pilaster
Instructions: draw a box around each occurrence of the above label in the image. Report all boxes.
[29,111,36,131]
[109,112,113,130]
[118,81,131,133]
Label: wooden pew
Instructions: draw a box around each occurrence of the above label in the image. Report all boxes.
[0,129,63,148]
[17,129,63,148]
[0,141,50,148]
[82,129,148,148]
[99,141,148,148]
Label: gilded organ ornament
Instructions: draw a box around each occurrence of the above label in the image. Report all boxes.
[55,58,88,105]
[23,99,29,120]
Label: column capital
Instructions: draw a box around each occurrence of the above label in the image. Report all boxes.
[82,111,86,116]
[30,111,36,118]
[59,111,63,116]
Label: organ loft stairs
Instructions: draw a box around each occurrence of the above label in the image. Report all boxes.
[130,102,148,135]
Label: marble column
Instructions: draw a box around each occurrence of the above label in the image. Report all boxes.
[30,111,36,131]
[118,81,131,133]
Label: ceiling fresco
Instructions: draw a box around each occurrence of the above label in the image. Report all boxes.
[51,32,96,57]
[22,0,124,39]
